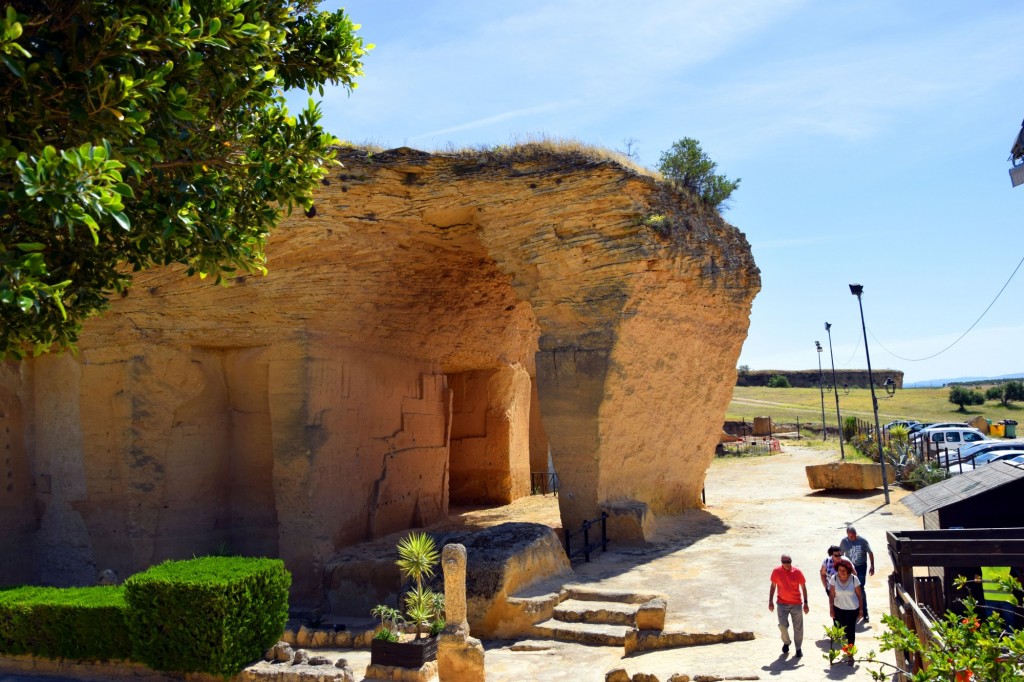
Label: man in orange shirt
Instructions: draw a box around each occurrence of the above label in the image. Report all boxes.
[769,553,810,657]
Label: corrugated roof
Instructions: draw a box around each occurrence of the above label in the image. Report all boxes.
[901,460,1024,516]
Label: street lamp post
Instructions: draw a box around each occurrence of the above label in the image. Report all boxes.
[824,322,845,459]
[815,341,827,439]
[849,284,891,505]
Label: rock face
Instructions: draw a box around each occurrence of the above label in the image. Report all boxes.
[0,146,759,598]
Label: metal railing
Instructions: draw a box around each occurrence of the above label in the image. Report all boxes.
[564,512,608,563]
[530,471,559,496]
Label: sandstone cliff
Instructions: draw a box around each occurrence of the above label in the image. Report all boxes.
[0,146,759,601]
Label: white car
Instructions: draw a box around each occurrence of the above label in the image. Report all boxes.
[956,440,1024,462]
[914,427,987,455]
[952,449,1024,472]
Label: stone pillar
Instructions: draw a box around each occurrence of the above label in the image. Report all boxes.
[438,543,484,682]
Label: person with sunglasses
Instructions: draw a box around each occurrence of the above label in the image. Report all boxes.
[769,554,809,657]
[819,545,852,595]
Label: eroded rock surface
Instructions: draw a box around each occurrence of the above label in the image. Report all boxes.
[0,147,758,597]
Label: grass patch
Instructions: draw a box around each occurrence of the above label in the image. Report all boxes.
[728,386,1021,425]
[338,134,659,179]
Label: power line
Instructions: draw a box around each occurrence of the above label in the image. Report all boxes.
[868,252,1024,362]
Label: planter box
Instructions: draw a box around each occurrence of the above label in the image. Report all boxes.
[805,462,882,491]
[370,636,438,668]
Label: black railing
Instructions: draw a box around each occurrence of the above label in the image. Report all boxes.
[564,512,608,563]
[530,471,559,496]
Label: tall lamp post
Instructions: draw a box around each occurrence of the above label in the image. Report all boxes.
[849,284,891,505]
[815,341,827,439]
[824,322,845,459]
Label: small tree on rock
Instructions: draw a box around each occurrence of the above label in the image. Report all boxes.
[657,137,740,211]
[949,386,985,412]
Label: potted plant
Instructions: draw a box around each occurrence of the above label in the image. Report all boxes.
[370,532,444,668]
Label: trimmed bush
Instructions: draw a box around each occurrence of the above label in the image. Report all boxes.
[124,557,290,676]
[0,585,130,660]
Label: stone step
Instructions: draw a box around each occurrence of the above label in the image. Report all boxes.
[564,585,666,605]
[552,599,637,626]
[532,619,629,646]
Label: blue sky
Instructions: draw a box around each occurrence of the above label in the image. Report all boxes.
[289,1,1024,384]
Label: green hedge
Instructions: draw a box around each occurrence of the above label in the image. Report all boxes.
[0,585,130,660]
[124,556,290,676]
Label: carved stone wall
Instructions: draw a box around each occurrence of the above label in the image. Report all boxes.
[0,147,759,598]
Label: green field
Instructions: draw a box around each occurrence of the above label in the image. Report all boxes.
[727,386,1024,426]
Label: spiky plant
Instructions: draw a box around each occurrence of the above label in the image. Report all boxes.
[396,532,440,639]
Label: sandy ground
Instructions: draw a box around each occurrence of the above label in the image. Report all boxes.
[1,443,919,682]
[307,443,920,681]
[476,443,919,681]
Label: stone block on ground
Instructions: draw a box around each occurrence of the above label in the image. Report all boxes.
[805,462,883,490]
[438,630,485,682]
[634,598,667,631]
[624,628,754,654]
[606,668,630,682]
[600,499,656,544]
[753,416,773,436]
[365,660,438,682]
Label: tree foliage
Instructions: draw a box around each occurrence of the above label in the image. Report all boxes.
[949,386,985,412]
[657,137,740,211]
[766,374,791,388]
[0,0,370,358]
[988,380,1024,407]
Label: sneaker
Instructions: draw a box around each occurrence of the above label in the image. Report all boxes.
[795,649,803,658]
[782,643,790,654]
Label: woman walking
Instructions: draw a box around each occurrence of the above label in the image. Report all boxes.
[828,559,864,666]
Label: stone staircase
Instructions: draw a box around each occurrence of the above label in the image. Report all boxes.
[514,585,667,647]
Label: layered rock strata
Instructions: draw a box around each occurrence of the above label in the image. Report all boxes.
[0,146,759,598]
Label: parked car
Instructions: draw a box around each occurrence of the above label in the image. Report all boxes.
[973,450,1024,467]
[957,439,1024,461]
[952,449,1024,473]
[910,422,971,445]
[907,422,932,436]
[913,427,987,455]
[885,420,921,432]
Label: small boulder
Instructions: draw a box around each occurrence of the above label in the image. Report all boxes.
[606,668,630,682]
[265,641,294,663]
[308,655,331,666]
[292,648,309,665]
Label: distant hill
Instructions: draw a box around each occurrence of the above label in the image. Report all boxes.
[906,372,1024,388]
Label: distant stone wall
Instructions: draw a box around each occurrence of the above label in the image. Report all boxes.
[737,369,903,389]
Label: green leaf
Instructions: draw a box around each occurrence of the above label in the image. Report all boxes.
[113,183,135,198]
[110,211,130,230]
[1,54,24,78]
[209,17,221,36]
[15,242,44,252]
